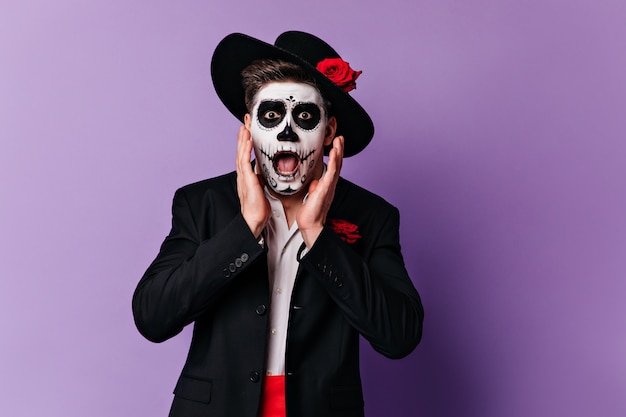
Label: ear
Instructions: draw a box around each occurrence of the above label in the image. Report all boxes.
[244,113,251,129]
[323,116,337,147]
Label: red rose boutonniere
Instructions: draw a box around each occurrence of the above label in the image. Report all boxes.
[327,218,361,244]
[316,58,362,93]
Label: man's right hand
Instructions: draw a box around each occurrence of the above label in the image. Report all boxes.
[236,125,271,239]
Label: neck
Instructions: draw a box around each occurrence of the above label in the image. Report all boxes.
[266,184,307,229]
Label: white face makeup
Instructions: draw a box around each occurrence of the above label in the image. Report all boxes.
[249,82,328,195]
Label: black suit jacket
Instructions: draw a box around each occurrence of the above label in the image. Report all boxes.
[133,170,423,417]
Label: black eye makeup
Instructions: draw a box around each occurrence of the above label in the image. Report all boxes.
[292,103,321,130]
[257,100,286,128]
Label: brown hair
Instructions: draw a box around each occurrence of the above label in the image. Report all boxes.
[241,59,331,114]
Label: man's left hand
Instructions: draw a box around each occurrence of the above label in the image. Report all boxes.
[297,136,344,248]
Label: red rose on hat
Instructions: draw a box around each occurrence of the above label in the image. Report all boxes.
[327,218,361,244]
[316,58,362,93]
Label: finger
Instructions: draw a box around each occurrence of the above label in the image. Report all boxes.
[337,136,345,171]
[236,126,246,172]
[334,135,344,173]
[237,126,253,175]
[326,136,344,183]
[310,136,343,207]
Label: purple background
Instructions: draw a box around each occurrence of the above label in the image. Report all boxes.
[1,1,625,416]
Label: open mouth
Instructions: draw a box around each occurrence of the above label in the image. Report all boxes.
[273,151,301,178]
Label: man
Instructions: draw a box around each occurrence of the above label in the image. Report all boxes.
[133,31,424,417]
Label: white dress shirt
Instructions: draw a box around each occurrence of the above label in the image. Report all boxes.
[263,189,304,376]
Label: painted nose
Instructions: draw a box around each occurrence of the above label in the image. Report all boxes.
[277,123,298,142]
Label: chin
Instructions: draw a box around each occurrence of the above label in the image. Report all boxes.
[272,180,305,196]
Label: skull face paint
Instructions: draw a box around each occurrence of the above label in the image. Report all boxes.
[249,82,328,195]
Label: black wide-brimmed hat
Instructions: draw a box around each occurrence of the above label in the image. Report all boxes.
[210,31,374,157]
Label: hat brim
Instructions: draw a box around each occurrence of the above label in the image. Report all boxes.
[210,33,374,157]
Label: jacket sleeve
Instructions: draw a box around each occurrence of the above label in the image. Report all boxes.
[132,187,265,343]
[299,206,424,359]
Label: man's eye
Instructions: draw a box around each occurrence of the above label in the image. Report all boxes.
[263,110,281,120]
[292,103,321,130]
[257,101,286,128]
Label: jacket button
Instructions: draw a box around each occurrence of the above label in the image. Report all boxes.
[241,253,249,263]
[228,263,236,273]
[223,268,231,278]
[235,258,243,267]
[255,304,267,315]
[249,371,260,382]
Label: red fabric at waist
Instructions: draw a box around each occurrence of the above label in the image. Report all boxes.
[258,375,286,417]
